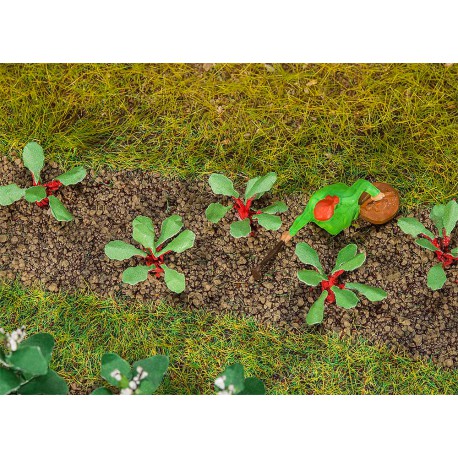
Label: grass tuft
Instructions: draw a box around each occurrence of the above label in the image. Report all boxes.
[0,281,457,395]
[0,64,457,208]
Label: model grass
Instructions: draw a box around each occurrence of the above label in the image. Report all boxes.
[0,142,86,221]
[0,326,68,395]
[296,243,387,325]
[398,200,458,290]
[205,172,287,238]
[92,353,169,395]
[105,214,196,293]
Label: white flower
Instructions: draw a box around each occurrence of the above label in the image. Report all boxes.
[110,369,122,382]
[2,326,26,353]
[214,375,226,390]
[129,381,138,390]
[120,388,134,395]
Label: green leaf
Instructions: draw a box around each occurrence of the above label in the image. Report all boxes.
[101,353,132,387]
[162,265,186,293]
[239,377,265,395]
[91,387,113,395]
[332,244,358,272]
[0,367,21,395]
[0,184,25,206]
[8,346,48,377]
[215,363,245,394]
[306,290,327,325]
[208,174,239,198]
[245,172,277,200]
[259,201,288,214]
[159,229,195,255]
[122,265,152,285]
[430,204,446,233]
[55,166,87,186]
[132,215,155,232]
[295,242,324,274]
[20,333,54,366]
[156,215,184,247]
[451,247,458,257]
[104,240,146,260]
[48,195,73,221]
[398,217,435,239]
[427,263,447,291]
[23,141,45,182]
[133,355,169,394]
[443,200,458,236]
[415,238,438,251]
[18,369,68,395]
[132,216,156,250]
[297,269,326,286]
[332,287,360,309]
[230,219,252,238]
[205,202,232,223]
[253,213,282,231]
[338,252,366,272]
[24,185,47,203]
[345,282,387,302]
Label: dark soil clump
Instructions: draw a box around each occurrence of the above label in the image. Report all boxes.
[1,156,457,367]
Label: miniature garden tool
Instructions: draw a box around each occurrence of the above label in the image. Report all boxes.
[252,179,399,280]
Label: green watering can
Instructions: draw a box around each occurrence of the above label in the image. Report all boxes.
[251,179,390,280]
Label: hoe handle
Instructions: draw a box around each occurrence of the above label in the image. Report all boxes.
[251,240,286,281]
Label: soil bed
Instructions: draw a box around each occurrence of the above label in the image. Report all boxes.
[1,156,457,367]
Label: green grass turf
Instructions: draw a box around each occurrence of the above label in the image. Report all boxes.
[1,64,458,394]
[0,64,457,208]
[0,282,457,395]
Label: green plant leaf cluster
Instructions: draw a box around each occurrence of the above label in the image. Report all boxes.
[0,142,86,221]
[205,172,287,238]
[295,243,387,325]
[92,352,169,395]
[398,200,458,291]
[0,329,68,395]
[214,363,265,395]
[104,214,195,293]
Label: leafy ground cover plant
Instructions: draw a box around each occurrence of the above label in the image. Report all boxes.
[398,200,458,290]
[205,172,288,238]
[214,363,265,394]
[0,326,68,394]
[105,214,195,293]
[92,353,169,395]
[295,243,387,325]
[0,142,86,221]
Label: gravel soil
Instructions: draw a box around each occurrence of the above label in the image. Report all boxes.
[1,156,458,367]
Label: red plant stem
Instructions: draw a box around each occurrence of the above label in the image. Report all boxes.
[232,197,262,236]
[144,247,170,278]
[320,269,345,304]
[419,233,458,269]
[32,175,63,207]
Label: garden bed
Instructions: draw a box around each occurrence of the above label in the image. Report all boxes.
[1,156,457,367]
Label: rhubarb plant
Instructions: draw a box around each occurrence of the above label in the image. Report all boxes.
[105,214,196,293]
[0,326,68,395]
[398,200,458,290]
[92,353,169,395]
[0,142,86,221]
[205,172,288,238]
[214,363,265,395]
[295,243,387,325]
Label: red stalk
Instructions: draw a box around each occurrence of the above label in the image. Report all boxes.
[320,269,345,304]
[32,176,62,207]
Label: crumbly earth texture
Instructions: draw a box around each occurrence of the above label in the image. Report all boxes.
[1,156,457,368]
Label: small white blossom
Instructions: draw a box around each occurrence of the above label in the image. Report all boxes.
[1,326,26,353]
[214,375,226,390]
[120,388,134,395]
[110,369,122,382]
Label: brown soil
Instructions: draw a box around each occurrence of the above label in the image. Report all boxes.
[1,157,458,367]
